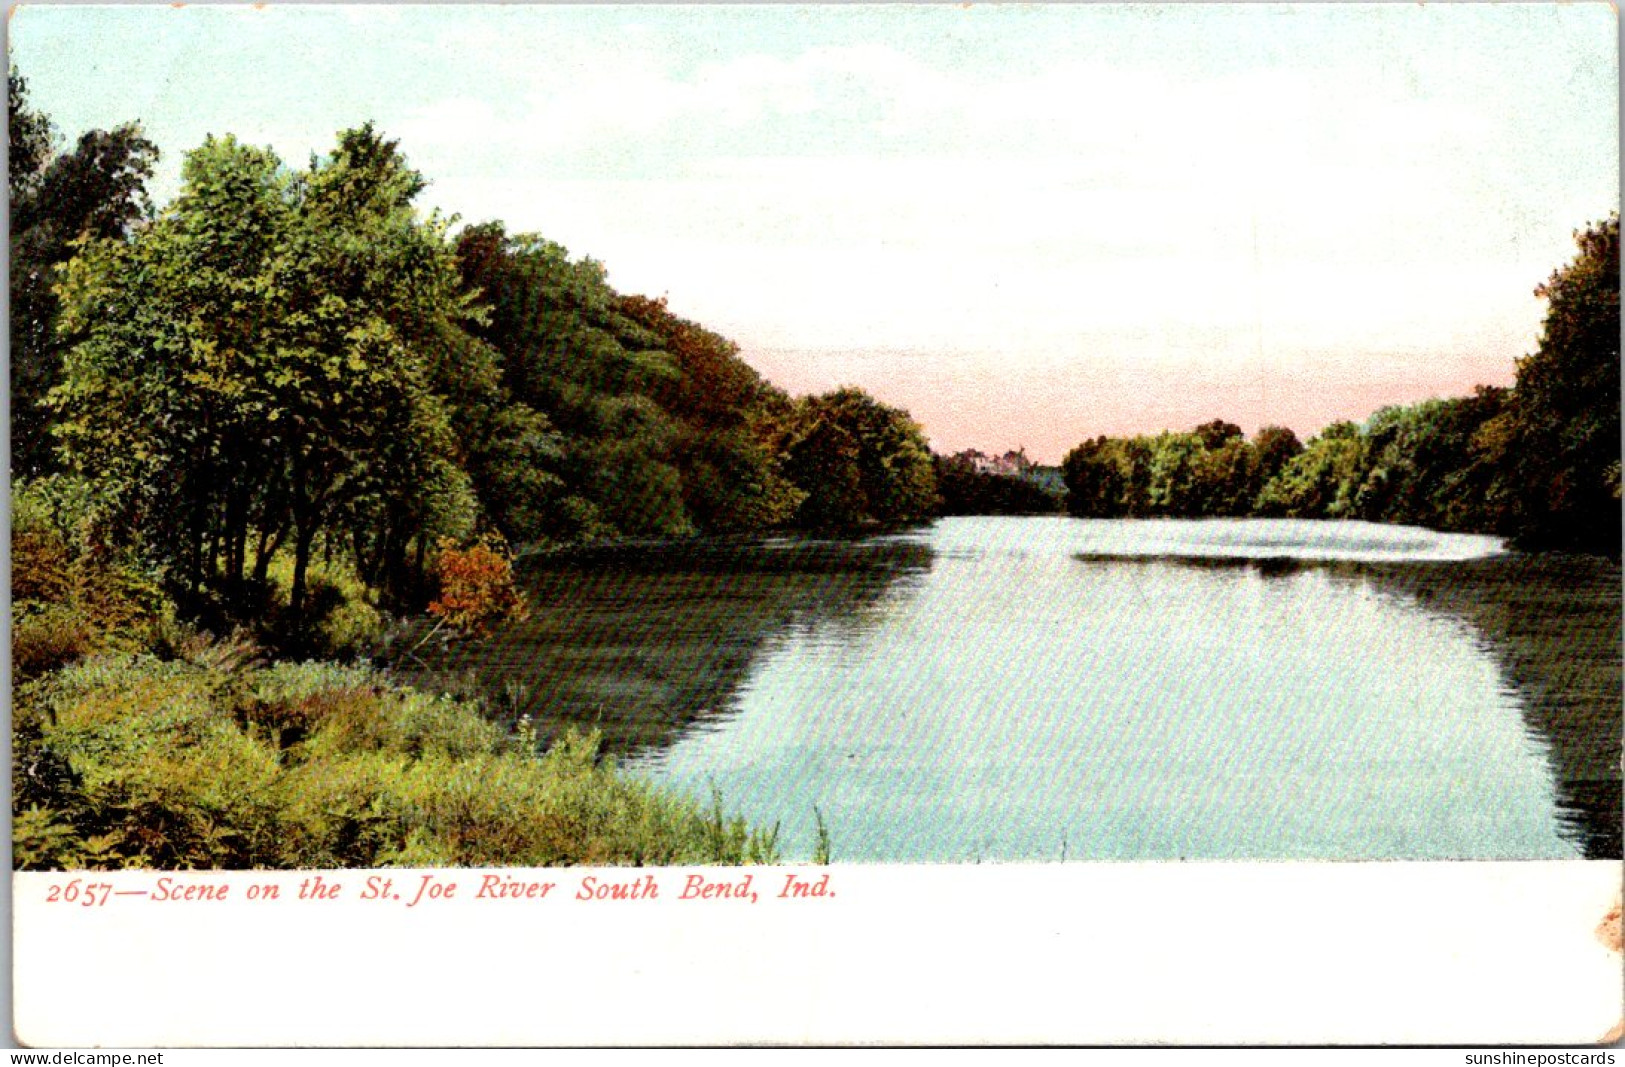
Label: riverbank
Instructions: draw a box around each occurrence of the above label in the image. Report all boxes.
[13,649,782,870]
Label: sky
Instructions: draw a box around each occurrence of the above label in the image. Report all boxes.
[10,3,1619,462]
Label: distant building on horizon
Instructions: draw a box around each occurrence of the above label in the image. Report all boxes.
[947,447,1066,493]
[954,447,1033,478]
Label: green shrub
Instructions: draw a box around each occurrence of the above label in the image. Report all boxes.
[262,552,387,659]
[374,733,778,868]
[12,477,169,678]
[18,655,279,868]
[12,604,96,678]
[275,751,412,868]
[252,660,381,705]
[12,474,118,555]
[86,724,284,868]
[248,663,502,759]
[13,806,92,870]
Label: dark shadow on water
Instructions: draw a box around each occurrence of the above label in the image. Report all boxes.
[1089,550,1622,859]
[1076,553,1310,580]
[406,523,1617,860]
[1330,554,1621,861]
[402,533,934,756]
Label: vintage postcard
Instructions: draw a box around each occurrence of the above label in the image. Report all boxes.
[8,2,1621,1047]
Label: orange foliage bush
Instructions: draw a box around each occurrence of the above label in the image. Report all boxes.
[427,535,530,637]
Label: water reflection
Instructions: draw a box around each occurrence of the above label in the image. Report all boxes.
[1089,542,1620,859]
[625,519,1601,861]
[1323,556,1620,860]
[409,534,934,752]
[1077,554,1311,579]
[413,517,1618,861]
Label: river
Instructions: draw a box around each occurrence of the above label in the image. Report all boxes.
[417,516,1620,862]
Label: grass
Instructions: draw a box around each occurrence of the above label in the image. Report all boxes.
[13,652,782,871]
[10,480,790,871]
[812,804,832,865]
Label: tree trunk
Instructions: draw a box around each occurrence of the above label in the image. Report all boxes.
[289,519,316,626]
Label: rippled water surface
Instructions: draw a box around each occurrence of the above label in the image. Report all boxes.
[427,517,1620,861]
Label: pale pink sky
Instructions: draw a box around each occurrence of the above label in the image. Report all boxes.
[743,343,1526,465]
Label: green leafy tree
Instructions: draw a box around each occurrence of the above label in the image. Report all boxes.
[1255,421,1366,518]
[51,135,290,609]
[785,388,936,528]
[1062,437,1126,518]
[1349,389,1508,531]
[1194,419,1243,450]
[1496,215,1621,554]
[9,68,56,200]
[616,294,803,531]
[1249,426,1303,495]
[1144,431,1202,515]
[1066,422,1259,519]
[1190,433,1255,516]
[10,70,157,477]
[455,223,691,539]
[284,125,485,611]
[52,127,483,632]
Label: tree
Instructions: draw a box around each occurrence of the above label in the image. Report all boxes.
[1064,423,1257,519]
[1497,215,1620,554]
[784,388,936,528]
[1254,421,1366,518]
[9,69,56,202]
[51,135,292,609]
[1249,426,1303,491]
[283,124,484,612]
[616,294,803,532]
[10,70,157,477]
[454,223,691,539]
[1349,390,1508,531]
[1144,431,1203,515]
[52,127,483,630]
[1062,436,1128,518]
[1190,432,1255,516]
[1194,419,1243,450]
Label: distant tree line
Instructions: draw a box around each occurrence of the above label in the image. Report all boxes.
[1062,215,1621,557]
[9,71,937,641]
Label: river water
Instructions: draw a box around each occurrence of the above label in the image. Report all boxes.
[423,516,1621,862]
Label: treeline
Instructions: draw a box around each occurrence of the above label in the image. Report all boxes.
[1063,216,1621,557]
[10,73,936,647]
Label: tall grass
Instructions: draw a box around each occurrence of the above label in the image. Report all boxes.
[14,653,780,870]
[812,804,833,865]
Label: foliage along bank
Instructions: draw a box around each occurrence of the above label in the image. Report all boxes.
[10,72,937,653]
[13,653,783,870]
[9,69,933,869]
[1060,215,1621,557]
